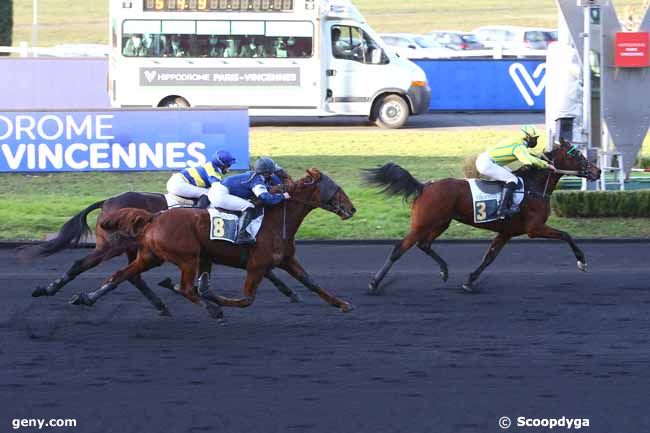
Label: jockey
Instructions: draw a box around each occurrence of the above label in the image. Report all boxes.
[475,125,556,218]
[166,150,236,208]
[217,157,290,245]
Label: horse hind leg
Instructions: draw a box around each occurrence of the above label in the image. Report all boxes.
[69,251,157,307]
[368,232,420,296]
[125,250,170,316]
[417,224,451,283]
[32,245,123,297]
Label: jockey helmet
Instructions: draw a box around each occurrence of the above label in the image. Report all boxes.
[521,125,539,148]
[254,157,278,175]
[212,150,236,168]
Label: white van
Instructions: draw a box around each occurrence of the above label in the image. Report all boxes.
[108,0,430,128]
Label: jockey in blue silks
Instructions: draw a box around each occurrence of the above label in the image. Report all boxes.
[166,149,236,209]
[215,156,290,244]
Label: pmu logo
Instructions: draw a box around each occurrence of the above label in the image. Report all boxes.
[509,63,546,106]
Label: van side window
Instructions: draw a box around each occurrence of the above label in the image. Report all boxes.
[331,25,388,65]
[122,20,313,58]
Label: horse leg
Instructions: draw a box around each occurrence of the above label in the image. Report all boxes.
[125,250,171,316]
[417,224,451,283]
[526,224,587,272]
[198,268,265,308]
[158,266,302,304]
[69,251,157,307]
[280,257,353,313]
[32,244,125,297]
[462,233,512,293]
[266,270,301,303]
[368,232,419,295]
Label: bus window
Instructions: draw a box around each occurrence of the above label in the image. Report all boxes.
[122,19,312,58]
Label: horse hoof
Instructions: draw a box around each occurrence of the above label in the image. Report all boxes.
[340,302,355,313]
[32,286,49,297]
[577,261,587,272]
[367,281,383,296]
[204,302,224,320]
[461,283,475,293]
[440,269,449,282]
[69,293,92,306]
[158,277,174,290]
[289,293,302,303]
[197,272,210,296]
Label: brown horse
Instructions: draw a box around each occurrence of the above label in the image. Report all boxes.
[68,168,356,317]
[23,175,304,315]
[362,139,601,294]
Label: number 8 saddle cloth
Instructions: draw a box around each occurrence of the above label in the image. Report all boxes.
[466,177,525,223]
[208,208,264,243]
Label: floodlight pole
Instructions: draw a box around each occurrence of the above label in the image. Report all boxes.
[31,0,39,52]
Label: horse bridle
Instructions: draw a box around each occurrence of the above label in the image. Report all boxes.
[287,174,343,213]
[545,145,593,178]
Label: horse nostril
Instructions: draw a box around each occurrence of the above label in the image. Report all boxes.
[351,207,357,214]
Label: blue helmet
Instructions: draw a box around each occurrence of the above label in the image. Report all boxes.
[212,150,236,168]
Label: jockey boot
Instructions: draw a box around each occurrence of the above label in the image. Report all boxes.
[196,195,210,209]
[497,182,517,219]
[236,208,257,245]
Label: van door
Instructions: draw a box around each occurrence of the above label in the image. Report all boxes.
[324,23,389,115]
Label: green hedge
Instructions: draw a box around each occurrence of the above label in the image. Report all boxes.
[637,156,650,169]
[551,190,650,217]
[0,0,12,55]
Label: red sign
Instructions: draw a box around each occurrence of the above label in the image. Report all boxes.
[615,32,649,67]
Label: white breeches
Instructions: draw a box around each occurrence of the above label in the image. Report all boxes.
[208,182,254,212]
[166,173,209,198]
[475,152,518,184]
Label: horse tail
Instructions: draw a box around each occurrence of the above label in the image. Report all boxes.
[18,199,106,259]
[362,162,424,202]
[100,208,154,239]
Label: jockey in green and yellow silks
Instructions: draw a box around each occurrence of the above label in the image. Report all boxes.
[475,126,556,218]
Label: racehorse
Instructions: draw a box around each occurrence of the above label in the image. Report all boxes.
[362,139,601,294]
[68,168,357,316]
[22,172,306,315]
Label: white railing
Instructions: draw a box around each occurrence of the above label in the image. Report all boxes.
[0,42,109,58]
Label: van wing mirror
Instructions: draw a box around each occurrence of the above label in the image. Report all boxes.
[408,44,417,49]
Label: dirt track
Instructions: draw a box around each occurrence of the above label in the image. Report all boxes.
[1,241,649,433]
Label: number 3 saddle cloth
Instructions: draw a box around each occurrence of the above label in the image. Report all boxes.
[208,207,264,243]
[466,177,525,223]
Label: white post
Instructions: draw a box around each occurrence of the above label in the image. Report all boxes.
[581,3,592,190]
[31,0,38,53]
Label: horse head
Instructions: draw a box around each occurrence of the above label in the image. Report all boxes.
[288,168,356,220]
[546,138,601,181]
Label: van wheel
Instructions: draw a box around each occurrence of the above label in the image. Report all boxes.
[372,95,409,129]
[158,96,190,108]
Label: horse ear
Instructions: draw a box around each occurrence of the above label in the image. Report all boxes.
[306,168,321,181]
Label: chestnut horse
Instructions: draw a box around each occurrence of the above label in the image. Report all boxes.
[23,175,304,315]
[362,139,601,294]
[68,169,356,317]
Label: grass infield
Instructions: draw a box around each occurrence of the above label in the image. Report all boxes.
[1,129,649,241]
[10,0,649,46]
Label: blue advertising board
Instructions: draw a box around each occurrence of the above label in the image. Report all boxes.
[0,109,249,173]
[414,59,546,111]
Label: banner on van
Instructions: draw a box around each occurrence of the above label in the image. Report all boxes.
[140,67,301,86]
[0,109,249,173]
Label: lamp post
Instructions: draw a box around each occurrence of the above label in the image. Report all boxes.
[31,0,38,50]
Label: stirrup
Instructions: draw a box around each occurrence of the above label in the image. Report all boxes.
[236,232,256,246]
